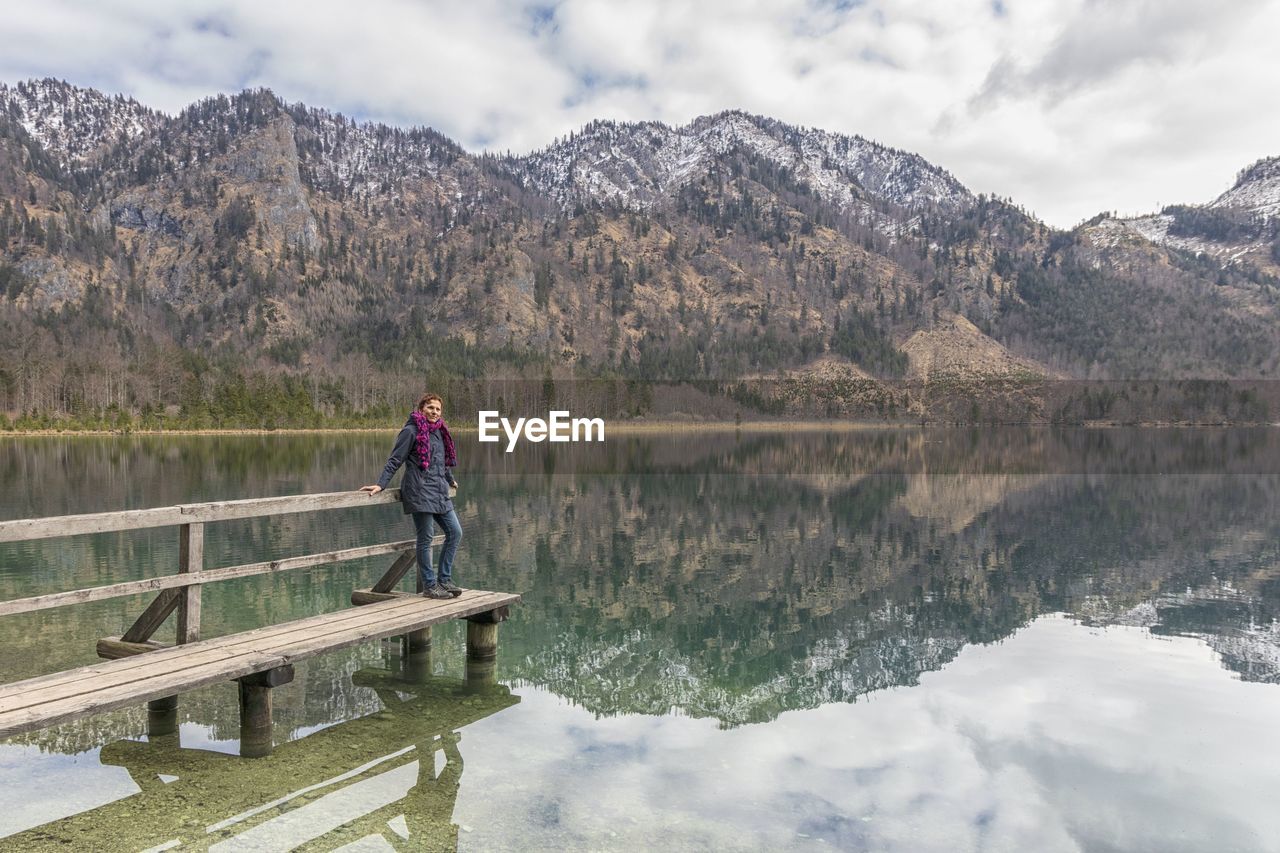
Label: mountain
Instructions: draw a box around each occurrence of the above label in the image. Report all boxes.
[0,78,163,164]
[1088,155,1280,270]
[505,110,972,213]
[1212,156,1280,220]
[1,78,1278,428]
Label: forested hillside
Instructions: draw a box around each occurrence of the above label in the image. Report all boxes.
[2,78,1278,428]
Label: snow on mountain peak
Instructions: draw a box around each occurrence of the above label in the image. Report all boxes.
[1211,156,1280,220]
[2,78,974,217]
[0,78,164,166]
[510,109,972,213]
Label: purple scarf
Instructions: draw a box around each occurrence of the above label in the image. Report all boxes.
[410,410,456,471]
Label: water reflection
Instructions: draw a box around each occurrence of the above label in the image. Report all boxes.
[2,429,1280,847]
[3,428,1280,718]
[459,619,1280,852]
[4,663,517,850]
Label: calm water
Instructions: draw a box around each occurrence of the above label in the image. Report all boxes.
[1,428,1280,851]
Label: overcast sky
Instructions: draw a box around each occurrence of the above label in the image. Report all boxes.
[2,0,1277,227]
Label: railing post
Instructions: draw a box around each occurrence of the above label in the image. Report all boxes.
[176,522,204,644]
[146,522,202,725]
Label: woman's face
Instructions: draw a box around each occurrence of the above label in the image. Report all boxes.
[422,399,443,422]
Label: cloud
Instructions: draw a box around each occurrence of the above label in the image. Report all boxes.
[453,617,1280,851]
[970,0,1267,110]
[1,0,1278,226]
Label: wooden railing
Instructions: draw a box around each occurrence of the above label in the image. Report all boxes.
[0,490,437,645]
[0,490,521,753]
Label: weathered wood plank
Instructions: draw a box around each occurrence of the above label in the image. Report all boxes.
[9,595,445,701]
[0,595,513,729]
[120,588,182,644]
[0,593,516,711]
[0,506,182,543]
[10,595,454,707]
[97,638,168,659]
[0,489,402,543]
[372,550,417,594]
[0,593,520,737]
[1,648,298,736]
[176,491,404,524]
[351,589,415,606]
[0,538,423,617]
[176,523,204,644]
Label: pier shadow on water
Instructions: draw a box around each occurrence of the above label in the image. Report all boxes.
[6,651,517,851]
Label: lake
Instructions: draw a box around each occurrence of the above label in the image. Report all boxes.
[1,428,1279,851]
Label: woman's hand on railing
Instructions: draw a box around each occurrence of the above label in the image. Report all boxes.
[359,485,383,495]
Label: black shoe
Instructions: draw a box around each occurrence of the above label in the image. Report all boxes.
[439,581,463,597]
[423,584,452,600]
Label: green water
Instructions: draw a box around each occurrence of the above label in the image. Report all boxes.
[2,429,1280,851]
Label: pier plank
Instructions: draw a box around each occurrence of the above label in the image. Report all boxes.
[4,599,510,731]
[0,592,518,738]
[0,594,489,705]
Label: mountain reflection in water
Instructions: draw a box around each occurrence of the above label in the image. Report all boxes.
[1,428,1279,850]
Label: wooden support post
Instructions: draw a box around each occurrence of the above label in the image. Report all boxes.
[238,683,273,758]
[465,607,508,687]
[98,634,176,730]
[236,665,294,759]
[356,540,440,605]
[464,657,497,692]
[400,626,433,682]
[366,536,441,597]
[125,523,201,720]
[405,626,432,655]
[120,522,203,646]
[465,621,499,662]
[146,695,178,739]
[372,550,416,594]
[176,522,204,644]
[120,590,181,644]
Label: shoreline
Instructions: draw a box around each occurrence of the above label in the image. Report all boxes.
[0,419,1275,437]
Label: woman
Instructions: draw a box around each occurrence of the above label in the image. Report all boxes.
[361,393,462,599]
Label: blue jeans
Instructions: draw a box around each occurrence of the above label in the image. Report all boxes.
[413,509,462,588]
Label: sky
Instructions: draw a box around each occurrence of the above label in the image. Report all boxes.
[2,0,1278,227]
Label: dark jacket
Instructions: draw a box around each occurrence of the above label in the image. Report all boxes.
[377,416,458,514]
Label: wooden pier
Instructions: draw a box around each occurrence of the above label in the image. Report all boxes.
[0,490,519,749]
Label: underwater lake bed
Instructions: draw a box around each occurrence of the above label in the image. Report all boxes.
[1,428,1279,851]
